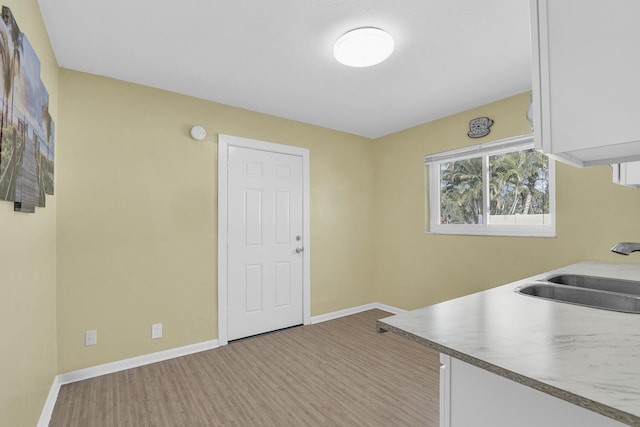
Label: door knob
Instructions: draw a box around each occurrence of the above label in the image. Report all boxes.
[295,247,304,254]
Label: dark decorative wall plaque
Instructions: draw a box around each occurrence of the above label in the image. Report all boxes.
[467,117,494,139]
[0,6,55,213]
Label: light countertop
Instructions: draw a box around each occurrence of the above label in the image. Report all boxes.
[377,262,640,426]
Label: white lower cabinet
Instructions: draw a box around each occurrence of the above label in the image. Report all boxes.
[439,354,625,427]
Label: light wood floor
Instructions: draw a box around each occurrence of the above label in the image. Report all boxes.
[49,309,439,426]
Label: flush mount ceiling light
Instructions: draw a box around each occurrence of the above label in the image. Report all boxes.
[333,27,395,68]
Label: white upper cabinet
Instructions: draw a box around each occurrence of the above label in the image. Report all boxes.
[530,0,640,167]
[612,161,640,188]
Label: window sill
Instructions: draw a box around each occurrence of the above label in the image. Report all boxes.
[427,226,556,238]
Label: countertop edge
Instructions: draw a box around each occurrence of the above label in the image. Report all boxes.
[376,318,638,426]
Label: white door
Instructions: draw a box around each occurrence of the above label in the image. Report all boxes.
[226,145,304,340]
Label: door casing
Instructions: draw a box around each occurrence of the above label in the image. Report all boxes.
[217,134,311,345]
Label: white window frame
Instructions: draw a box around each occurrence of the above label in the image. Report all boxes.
[425,134,555,237]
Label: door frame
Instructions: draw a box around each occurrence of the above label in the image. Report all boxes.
[217,134,311,346]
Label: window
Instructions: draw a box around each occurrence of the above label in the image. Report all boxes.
[425,134,555,237]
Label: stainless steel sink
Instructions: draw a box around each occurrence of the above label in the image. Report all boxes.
[515,282,640,314]
[547,274,640,296]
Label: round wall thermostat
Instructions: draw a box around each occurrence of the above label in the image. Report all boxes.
[190,125,206,141]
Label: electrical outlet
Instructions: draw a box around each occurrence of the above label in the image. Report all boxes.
[85,330,97,346]
[151,323,162,339]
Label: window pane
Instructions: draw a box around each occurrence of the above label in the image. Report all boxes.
[439,158,483,224]
[489,149,549,225]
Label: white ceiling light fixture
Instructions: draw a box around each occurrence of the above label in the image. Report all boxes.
[333,27,395,68]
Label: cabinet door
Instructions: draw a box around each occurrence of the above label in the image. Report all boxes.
[613,161,640,188]
[439,354,450,427]
[531,0,640,166]
[440,354,626,427]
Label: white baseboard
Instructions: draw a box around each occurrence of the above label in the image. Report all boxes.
[38,339,218,425]
[58,339,219,385]
[310,302,405,324]
[39,303,404,423]
[37,376,61,427]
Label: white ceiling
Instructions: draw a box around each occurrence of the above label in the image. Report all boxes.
[37,0,532,139]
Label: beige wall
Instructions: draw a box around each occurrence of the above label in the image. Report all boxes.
[56,69,375,372]
[373,92,640,309]
[0,1,58,426]
[54,78,640,373]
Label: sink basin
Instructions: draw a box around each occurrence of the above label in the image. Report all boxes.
[547,274,640,296]
[515,283,640,314]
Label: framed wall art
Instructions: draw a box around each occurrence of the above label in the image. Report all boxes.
[0,6,54,213]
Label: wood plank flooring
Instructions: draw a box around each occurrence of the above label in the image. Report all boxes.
[49,309,439,426]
